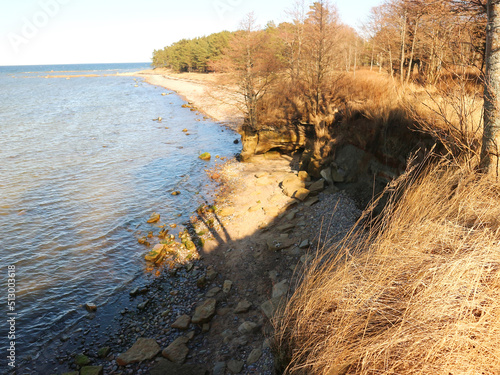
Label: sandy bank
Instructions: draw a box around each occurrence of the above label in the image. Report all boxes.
[133,69,243,130]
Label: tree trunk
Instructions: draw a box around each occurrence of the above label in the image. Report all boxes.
[481,0,500,177]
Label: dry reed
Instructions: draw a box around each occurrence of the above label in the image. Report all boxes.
[276,160,500,374]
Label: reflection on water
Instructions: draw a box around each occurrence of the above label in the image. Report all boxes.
[0,64,240,364]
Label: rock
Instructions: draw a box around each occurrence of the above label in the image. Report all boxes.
[320,168,333,184]
[309,179,325,193]
[138,299,149,310]
[80,366,103,375]
[238,321,260,335]
[202,323,210,332]
[213,362,226,375]
[223,280,233,294]
[247,348,262,364]
[129,286,148,297]
[162,336,189,364]
[199,152,211,161]
[206,287,221,298]
[272,280,289,299]
[277,223,295,232]
[266,239,294,251]
[301,254,314,264]
[304,197,319,207]
[260,298,284,319]
[227,360,244,374]
[206,266,218,281]
[293,188,310,201]
[171,315,191,330]
[234,300,252,314]
[145,244,165,262]
[298,171,310,181]
[184,240,196,250]
[150,358,208,375]
[116,338,161,366]
[97,346,110,358]
[191,299,216,324]
[281,175,306,197]
[299,239,310,248]
[74,354,90,366]
[84,303,97,313]
[331,168,346,183]
[147,212,161,223]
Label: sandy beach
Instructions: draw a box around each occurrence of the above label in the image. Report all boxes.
[134,69,244,130]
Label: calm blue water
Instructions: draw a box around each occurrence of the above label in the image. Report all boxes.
[0,63,240,367]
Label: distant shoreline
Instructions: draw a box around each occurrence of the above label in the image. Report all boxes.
[132,69,243,131]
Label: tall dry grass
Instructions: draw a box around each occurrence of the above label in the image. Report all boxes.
[276,159,500,374]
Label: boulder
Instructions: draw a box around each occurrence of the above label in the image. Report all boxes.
[116,338,161,366]
[272,280,289,299]
[144,244,165,262]
[293,188,310,201]
[191,299,216,324]
[227,360,244,374]
[309,179,325,193]
[234,300,252,314]
[247,348,262,364]
[147,212,161,223]
[238,321,260,335]
[171,315,191,330]
[162,336,190,364]
[74,354,90,366]
[281,175,306,198]
[199,152,211,161]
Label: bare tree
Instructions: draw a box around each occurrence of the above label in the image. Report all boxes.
[481,0,500,176]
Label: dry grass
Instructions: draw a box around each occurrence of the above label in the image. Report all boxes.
[276,159,500,374]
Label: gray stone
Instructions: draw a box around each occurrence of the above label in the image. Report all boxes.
[320,168,333,184]
[171,315,191,330]
[309,179,325,192]
[247,348,262,364]
[260,298,283,319]
[272,280,289,299]
[162,336,190,364]
[238,321,260,335]
[97,346,110,358]
[227,360,244,374]
[191,299,216,324]
[234,300,252,314]
[299,239,310,248]
[116,338,161,366]
[213,361,226,375]
[206,287,221,298]
[223,280,233,293]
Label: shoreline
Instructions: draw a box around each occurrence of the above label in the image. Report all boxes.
[133,68,244,132]
[19,71,362,375]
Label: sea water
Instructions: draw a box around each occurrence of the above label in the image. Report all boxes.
[0,63,240,368]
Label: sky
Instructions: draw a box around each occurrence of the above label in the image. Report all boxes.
[0,0,385,66]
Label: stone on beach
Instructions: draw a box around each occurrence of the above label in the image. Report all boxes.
[116,337,161,366]
[162,336,190,364]
[191,298,217,324]
[144,244,165,262]
[147,212,161,223]
[199,152,211,161]
[234,300,252,314]
[172,315,191,330]
[281,174,306,197]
